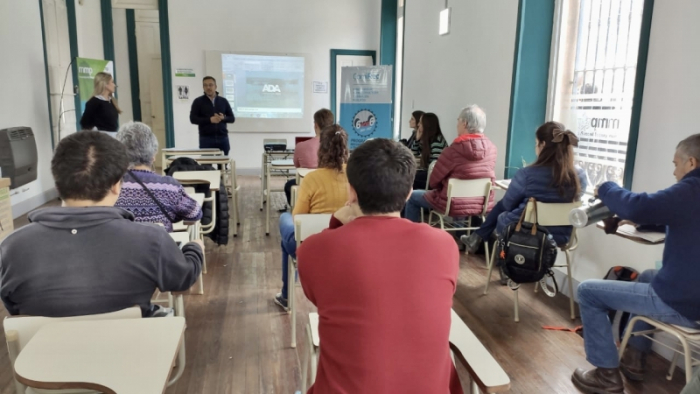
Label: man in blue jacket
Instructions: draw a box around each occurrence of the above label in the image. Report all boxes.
[572,134,700,394]
[189,76,235,155]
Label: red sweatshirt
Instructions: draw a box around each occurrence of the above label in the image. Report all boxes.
[297,216,463,394]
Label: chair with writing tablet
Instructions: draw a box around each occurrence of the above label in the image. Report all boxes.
[427,178,493,262]
[483,200,582,322]
[4,307,142,394]
[288,214,332,350]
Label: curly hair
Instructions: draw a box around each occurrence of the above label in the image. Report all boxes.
[317,124,349,172]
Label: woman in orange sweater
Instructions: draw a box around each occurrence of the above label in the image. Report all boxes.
[274,125,350,309]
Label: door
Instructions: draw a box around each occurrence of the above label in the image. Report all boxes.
[135,10,161,131]
[330,50,376,122]
[149,56,166,169]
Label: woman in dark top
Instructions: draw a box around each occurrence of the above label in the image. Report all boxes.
[401,110,425,148]
[461,121,587,283]
[80,72,121,132]
[409,113,448,189]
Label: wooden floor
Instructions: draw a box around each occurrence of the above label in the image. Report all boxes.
[0,176,685,394]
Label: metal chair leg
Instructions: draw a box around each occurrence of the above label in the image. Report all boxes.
[470,377,480,394]
[566,250,576,320]
[484,242,498,295]
[514,288,520,323]
[667,342,682,380]
[290,258,297,349]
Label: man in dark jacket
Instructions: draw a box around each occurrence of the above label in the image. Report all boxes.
[572,134,700,394]
[0,132,204,317]
[189,76,235,155]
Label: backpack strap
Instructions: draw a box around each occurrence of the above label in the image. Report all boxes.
[515,197,539,235]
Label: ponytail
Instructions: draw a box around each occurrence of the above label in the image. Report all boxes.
[318,124,349,172]
[532,121,581,199]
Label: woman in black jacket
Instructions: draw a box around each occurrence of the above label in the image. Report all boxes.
[80,72,121,133]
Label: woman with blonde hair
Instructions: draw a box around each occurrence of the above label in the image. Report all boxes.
[80,72,121,133]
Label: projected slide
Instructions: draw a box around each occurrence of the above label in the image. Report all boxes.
[221,54,305,119]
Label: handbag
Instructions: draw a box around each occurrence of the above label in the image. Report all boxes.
[497,198,559,293]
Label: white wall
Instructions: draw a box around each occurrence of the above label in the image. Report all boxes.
[74,0,104,60]
[43,0,77,140]
[0,1,57,217]
[167,0,382,171]
[113,8,134,123]
[400,0,519,179]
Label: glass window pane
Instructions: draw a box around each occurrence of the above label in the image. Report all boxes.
[550,0,646,191]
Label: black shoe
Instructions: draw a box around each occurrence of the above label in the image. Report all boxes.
[620,347,646,381]
[572,367,624,394]
[273,292,288,310]
[459,233,482,254]
[278,205,288,213]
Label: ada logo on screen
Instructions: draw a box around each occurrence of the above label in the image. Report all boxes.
[262,84,282,93]
[352,109,377,137]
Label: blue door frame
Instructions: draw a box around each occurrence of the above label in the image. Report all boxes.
[329,49,377,121]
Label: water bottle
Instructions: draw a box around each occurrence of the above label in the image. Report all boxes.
[569,199,613,228]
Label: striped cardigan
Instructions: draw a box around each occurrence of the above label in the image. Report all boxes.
[115,169,203,232]
[409,134,448,169]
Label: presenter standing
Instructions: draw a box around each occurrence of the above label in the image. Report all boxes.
[80,72,121,134]
[189,76,235,155]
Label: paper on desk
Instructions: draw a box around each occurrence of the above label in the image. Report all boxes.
[495,179,511,189]
[616,224,665,243]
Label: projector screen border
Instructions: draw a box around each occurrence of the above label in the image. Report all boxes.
[205,50,313,133]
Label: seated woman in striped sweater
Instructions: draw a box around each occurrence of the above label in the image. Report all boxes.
[114,122,202,231]
[274,125,350,310]
[408,112,448,189]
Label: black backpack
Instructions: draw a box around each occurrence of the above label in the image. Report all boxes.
[497,198,559,288]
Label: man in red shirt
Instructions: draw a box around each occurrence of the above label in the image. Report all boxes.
[298,139,463,393]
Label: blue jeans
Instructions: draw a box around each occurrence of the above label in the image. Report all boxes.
[476,200,504,239]
[279,213,297,298]
[578,269,700,368]
[199,134,230,155]
[405,190,434,222]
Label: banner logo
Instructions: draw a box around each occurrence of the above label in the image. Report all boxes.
[353,70,382,81]
[262,84,281,93]
[352,109,377,137]
[78,66,94,77]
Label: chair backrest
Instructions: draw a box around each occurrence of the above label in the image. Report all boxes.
[425,161,437,191]
[3,306,142,351]
[523,200,582,249]
[294,214,333,245]
[290,185,299,209]
[535,201,583,226]
[444,178,492,216]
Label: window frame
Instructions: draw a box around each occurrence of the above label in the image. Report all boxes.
[544,0,656,190]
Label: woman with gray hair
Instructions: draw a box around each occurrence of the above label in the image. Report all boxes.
[114,121,202,231]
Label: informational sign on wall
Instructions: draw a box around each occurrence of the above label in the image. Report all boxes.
[76,57,114,114]
[175,68,196,77]
[338,66,393,149]
[176,85,190,100]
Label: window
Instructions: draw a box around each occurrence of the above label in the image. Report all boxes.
[549,0,647,190]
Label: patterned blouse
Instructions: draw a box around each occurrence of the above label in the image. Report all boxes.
[115,169,203,232]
